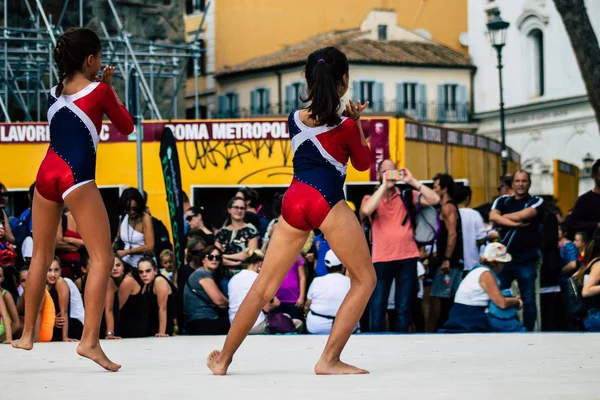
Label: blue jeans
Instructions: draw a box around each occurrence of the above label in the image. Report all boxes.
[369,258,417,332]
[498,260,538,331]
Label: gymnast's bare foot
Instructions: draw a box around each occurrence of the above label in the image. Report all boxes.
[77,341,121,372]
[315,358,369,375]
[11,337,34,351]
[207,350,231,375]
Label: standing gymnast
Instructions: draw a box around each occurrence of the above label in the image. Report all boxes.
[12,27,133,372]
[207,46,375,375]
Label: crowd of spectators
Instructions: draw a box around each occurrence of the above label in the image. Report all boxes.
[1,158,600,341]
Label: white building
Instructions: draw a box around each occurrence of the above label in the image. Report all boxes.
[469,0,600,194]
[215,10,475,129]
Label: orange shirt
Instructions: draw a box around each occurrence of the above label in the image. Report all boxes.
[362,188,419,263]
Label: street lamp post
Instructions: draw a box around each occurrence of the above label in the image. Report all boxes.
[487,10,510,176]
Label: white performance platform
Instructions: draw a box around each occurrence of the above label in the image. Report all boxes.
[1,333,596,399]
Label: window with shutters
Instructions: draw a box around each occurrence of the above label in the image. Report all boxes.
[397,82,427,120]
[217,91,239,118]
[285,82,306,113]
[250,88,271,115]
[353,80,384,112]
[437,84,468,122]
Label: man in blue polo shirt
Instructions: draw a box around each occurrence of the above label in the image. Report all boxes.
[490,170,544,331]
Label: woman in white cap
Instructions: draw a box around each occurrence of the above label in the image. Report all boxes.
[439,242,525,333]
[305,249,352,334]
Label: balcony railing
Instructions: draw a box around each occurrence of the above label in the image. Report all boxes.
[216,101,472,124]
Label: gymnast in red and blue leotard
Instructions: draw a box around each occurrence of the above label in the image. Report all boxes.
[208,47,377,376]
[13,28,130,372]
[37,81,133,202]
[282,110,371,231]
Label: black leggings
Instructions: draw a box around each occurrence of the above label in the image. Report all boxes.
[185,318,230,335]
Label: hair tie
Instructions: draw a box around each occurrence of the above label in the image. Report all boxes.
[317,58,326,63]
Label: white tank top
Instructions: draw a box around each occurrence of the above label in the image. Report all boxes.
[454,266,491,307]
[64,277,84,324]
[120,214,146,268]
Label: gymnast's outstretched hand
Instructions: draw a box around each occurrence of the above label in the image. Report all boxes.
[344,99,369,120]
[97,66,116,86]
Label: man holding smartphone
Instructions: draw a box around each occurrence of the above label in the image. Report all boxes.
[360,160,440,332]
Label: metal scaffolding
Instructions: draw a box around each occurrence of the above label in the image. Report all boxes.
[1,0,206,123]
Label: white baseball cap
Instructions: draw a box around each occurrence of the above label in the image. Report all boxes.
[481,242,512,263]
[324,249,342,269]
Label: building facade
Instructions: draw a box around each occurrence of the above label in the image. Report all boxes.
[183,0,469,119]
[469,0,600,194]
[214,10,475,128]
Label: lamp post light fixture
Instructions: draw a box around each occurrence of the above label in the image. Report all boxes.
[487,9,510,175]
[583,152,595,175]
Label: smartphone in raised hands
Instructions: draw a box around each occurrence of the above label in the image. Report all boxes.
[383,169,405,181]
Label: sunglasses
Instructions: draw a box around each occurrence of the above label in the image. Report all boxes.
[205,254,221,261]
[186,214,198,222]
[230,206,246,211]
[20,278,26,283]
[0,192,7,198]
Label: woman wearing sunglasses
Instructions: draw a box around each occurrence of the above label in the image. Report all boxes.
[183,246,229,335]
[215,197,259,296]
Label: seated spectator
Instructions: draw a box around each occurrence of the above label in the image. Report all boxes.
[17,269,55,343]
[575,230,600,331]
[159,249,175,282]
[574,232,589,264]
[215,197,258,294]
[439,243,525,333]
[46,257,82,341]
[115,188,155,268]
[559,223,579,279]
[74,247,90,295]
[236,187,270,247]
[275,249,306,320]
[180,237,206,288]
[227,249,301,334]
[0,279,12,343]
[139,257,176,337]
[228,249,268,333]
[184,246,229,335]
[102,256,130,340]
[0,265,20,340]
[0,182,15,245]
[117,256,149,338]
[55,207,83,279]
[185,206,214,245]
[306,250,351,334]
[0,220,17,298]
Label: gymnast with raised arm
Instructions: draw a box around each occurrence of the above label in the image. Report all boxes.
[11,28,133,372]
[207,46,376,375]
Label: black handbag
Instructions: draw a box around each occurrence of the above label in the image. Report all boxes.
[561,275,586,319]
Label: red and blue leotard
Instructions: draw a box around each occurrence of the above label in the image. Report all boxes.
[36,82,134,202]
[281,110,371,231]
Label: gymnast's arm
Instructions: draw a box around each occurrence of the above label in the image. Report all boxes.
[346,119,371,172]
[100,83,134,135]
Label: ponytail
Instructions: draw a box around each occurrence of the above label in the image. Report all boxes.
[302,47,349,127]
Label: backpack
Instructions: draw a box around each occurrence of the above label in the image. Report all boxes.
[400,189,440,247]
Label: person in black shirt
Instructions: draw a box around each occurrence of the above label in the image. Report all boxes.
[185,206,214,246]
[568,159,600,238]
[429,174,463,331]
[490,170,544,331]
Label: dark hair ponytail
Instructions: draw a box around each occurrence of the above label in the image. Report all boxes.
[53,27,102,96]
[302,46,349,126]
